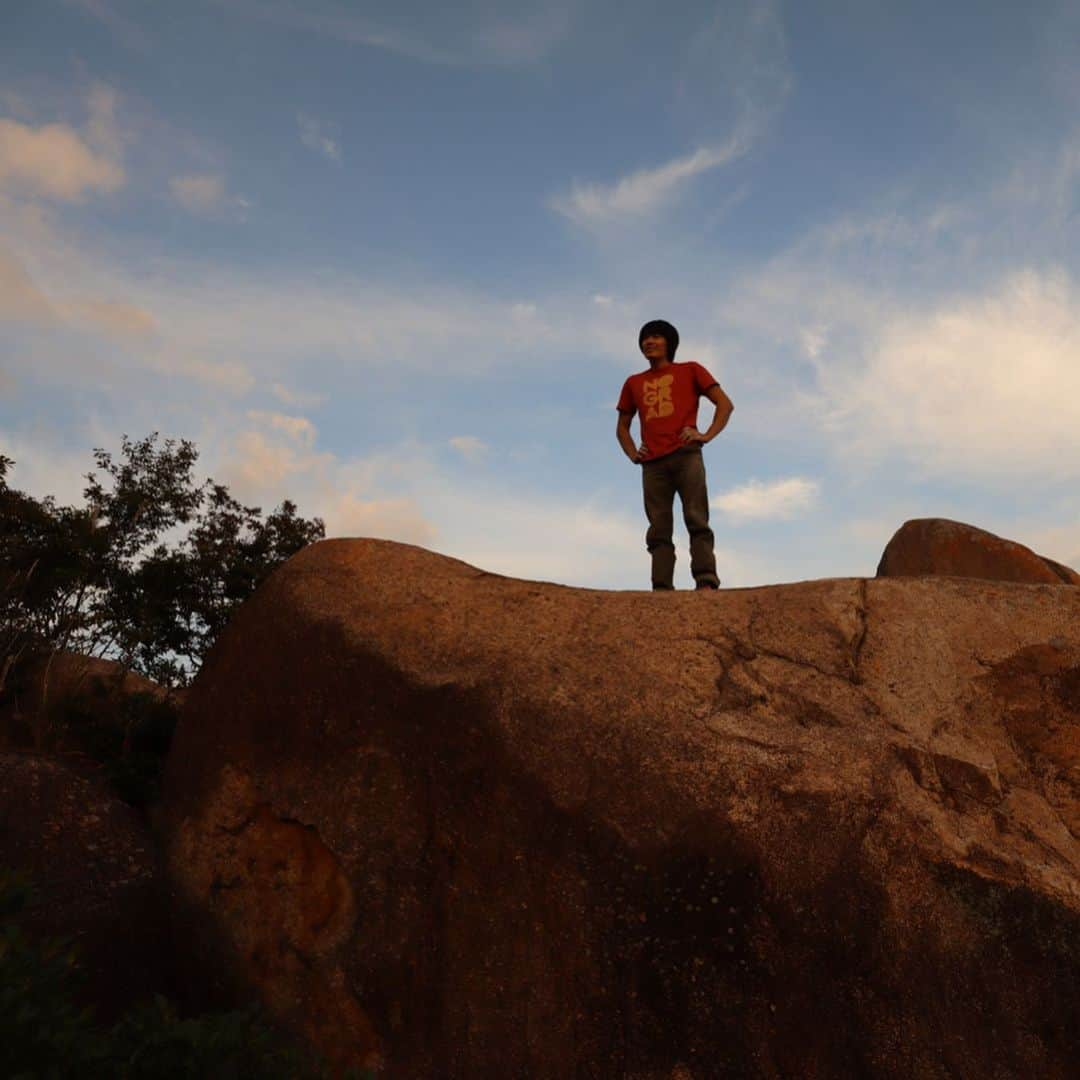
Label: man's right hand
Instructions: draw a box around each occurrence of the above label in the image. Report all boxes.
[631,444,648,463]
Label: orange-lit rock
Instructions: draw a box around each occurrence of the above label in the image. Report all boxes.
[877,517,1080,585]
[161,538,1080,1078]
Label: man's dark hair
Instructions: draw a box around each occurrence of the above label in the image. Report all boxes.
[638,319,679,360]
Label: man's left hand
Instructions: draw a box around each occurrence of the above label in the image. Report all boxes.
[680,427,707,445]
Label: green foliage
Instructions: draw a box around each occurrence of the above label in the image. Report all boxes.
[1,433,324,695]
[0,870,370,1078]
[0,868,105,1077]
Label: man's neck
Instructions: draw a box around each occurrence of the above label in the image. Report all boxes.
[648,357,673,370]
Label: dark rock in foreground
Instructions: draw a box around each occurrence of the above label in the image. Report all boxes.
[0,752,169,1022]
[161,538,1080,1078]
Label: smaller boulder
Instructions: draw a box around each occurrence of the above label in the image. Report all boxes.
[877,518,1080,586]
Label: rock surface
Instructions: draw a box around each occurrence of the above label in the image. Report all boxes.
[0,648,185,750]
[877,517,1080,586]
[161,538,1080,1078]
[0,752,169,1021]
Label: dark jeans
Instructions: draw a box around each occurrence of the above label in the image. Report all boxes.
[641,447,719,590]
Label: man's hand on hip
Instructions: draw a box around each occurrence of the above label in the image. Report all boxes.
[679,427,707,445]
[632,444,648,463]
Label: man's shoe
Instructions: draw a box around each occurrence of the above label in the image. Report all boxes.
[695,581,720,590]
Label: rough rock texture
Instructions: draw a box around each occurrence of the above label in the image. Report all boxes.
[0,648,185,750]
[161,539,1080,1078]
[877,517,1080,586]
[0,752,169,1020]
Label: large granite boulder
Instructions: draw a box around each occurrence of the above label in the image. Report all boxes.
[0,752,169,1021]
[877,517,1080,585]
[161,539,1080,1078]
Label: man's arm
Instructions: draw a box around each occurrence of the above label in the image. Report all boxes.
[616,411,646,462]
[681,384,734,445]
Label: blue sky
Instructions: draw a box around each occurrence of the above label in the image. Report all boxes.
[2,0,1079,589]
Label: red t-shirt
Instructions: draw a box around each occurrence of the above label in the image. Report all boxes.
[617,361,719,462]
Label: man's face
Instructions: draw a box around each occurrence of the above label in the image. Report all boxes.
[640,333,668,363]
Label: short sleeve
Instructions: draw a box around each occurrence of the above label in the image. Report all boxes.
[616,378,636,415]
[692,362,719,394]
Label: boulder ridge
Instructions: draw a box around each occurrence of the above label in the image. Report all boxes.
[162,538,1080,1078]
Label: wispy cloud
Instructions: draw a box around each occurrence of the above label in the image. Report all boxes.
[550,0,791,232]
[712,476,821,521]
[63,0,152,51]
[297,112,341,162]
[674,0,792,139]
[551,138,748,228]
[270,382,326,409]
[169,173,250,219]
[0,241,156,340]
[214,0,572,68]
[0,190,637,409]
[0,244,57,324]
[449,435,488,462]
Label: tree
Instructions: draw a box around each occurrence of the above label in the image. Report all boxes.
[0,435,324,707]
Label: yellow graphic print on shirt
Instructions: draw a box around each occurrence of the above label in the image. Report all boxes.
[643,373,675,421]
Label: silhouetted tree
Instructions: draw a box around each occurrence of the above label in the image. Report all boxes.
[0,434,324,703]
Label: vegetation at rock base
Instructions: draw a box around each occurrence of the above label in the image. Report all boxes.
[1,433,324,695]
[1,869,374,1079]
[0,433,323,784]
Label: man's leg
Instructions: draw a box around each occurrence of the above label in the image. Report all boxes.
[642,458,677,589]
[675,449,720,589]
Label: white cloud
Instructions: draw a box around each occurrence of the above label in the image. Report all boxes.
[551,138,747,227]
[322,492,436,545]
[246,409,317,448]
[217,428,332,498]
[169,173,249,219]
[297,112,341,162]
[811,268,1080,481]
[0,88,126,202]
[713,477,821,521]
[206,424,439,545]
[449,435,488,462]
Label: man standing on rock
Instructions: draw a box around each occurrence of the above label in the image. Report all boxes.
[616,319,734,591]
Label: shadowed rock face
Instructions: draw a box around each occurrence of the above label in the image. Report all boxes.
[0,753,168,1021]
[877,517,1080,586]
[161,539,1080,1078]
[1,649,186,750]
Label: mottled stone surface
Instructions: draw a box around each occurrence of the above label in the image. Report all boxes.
[877,517,1080,586]
[162,538,1080,1078]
